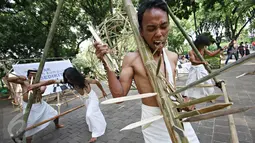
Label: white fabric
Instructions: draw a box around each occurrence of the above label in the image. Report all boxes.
[184,64,214,98]
[141,49,200,143]
[163,48,174,86]
[141,104,200,143]
[80,89,106,138]
[22,100,58,137]
[176,61,191,74]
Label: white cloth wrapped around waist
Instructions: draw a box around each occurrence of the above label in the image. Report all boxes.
[80,89,106,138]
[22,100,58,137]
[141,104,200,143]
[184,64,214,99]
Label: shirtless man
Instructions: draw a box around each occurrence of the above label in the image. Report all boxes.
[6,70,64,143]
[185,35,226,100]
[94,0,199,142]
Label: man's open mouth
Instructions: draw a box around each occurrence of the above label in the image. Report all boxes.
[153,40,165,49]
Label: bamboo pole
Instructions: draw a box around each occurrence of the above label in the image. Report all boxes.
[25,105,84,131]
[176,84,215,88]
[88,24,117,72]
[175,103,232,119]
[22,0,65,142]
[57,92,61,114]
[123,0,187,142]
[221,82,239,142]
[183,106,255,122]
[175,94,222,109]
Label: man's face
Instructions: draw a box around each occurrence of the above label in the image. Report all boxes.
[140,8,169,52]
[28,72,36,80]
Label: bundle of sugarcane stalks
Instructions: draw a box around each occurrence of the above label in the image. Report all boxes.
[99,0,255,143]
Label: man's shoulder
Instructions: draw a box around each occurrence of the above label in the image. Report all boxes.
[165,49,178,59]
[124,51,140,61]
[122,51,141,66]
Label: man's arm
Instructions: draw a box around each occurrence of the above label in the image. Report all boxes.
[86,78,107,96]
[28,80,56,91]
[104,54,134,98]
[204,48,221,57]
[5,74,27,85]
[189,51,207,65]
[94,42,134,98]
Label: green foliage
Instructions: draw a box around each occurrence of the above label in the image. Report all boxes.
[207,45,217,51]
[205,54,221,69]
[0,0,112,61]
[198,0,255,40]
[167,25,185,54]
[138,0,196,20]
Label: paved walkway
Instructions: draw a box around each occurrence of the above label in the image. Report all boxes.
[0,57,254,143]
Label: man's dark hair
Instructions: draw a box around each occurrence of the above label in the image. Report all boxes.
[194,35,211,49]
[137,0,169,29]
[27,70,37,77]
[63,67,88,89]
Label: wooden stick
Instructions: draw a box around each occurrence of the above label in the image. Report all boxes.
[101,93,157,104]
[221,82,239,142]
[169,53,255,97]
[183,106,255,122]
[49,96,79,106]
[176,103,232,119]
[27,76,33,100]
[57,92,60,114]
[176,84,215,88]
[22,1,65,142]
[120,115,163,131]
[175,94,222,109]
[88,24,116,72]
[25,105,84,131]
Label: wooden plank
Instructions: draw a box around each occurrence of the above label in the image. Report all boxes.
[120,115,163,131]
[183,106,255,122]
[175,94,222,109]
[101,93,157,104]
[176,103,232,119]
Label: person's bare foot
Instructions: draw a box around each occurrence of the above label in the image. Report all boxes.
[88,137,97,143]
[55,124,64,129]
[26,136,32,143]
[11,100,19,106]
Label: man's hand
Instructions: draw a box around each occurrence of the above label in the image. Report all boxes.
[102,92,107,98]
[203,61,209,65]
[93,41,110,61]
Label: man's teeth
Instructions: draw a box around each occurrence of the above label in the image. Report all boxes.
[154,41,162,45]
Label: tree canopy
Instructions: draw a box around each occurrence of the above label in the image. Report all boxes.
[0,0,113,61]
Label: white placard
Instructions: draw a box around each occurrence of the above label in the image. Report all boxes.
[12,60,73,96]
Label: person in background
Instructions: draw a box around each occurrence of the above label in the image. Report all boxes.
[225,40,238,65]
[63,67,107,143]
[6,70,64,143]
